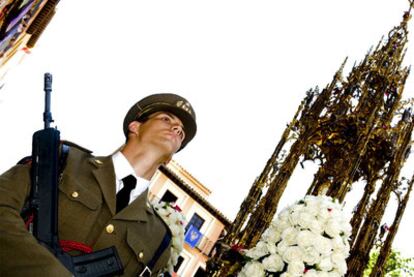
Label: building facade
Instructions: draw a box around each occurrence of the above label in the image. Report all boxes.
[149,160,230,277]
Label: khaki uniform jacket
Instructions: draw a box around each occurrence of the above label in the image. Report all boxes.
[0,146,171,277]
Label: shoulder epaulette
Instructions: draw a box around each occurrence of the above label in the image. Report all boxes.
[61,140,93,154]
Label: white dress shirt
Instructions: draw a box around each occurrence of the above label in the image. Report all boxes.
[112,151,150,205]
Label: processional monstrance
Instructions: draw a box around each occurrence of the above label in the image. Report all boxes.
[207,3,414,276]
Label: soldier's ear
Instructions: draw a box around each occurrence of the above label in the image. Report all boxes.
[128,121,141,135]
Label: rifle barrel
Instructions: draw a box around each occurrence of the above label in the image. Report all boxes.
[43,73,53,129]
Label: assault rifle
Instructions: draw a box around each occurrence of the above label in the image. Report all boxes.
[26,73,124,276]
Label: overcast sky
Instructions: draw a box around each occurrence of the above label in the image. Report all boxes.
[1,0,413,258]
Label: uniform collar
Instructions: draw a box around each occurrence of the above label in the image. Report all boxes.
[112,151,150,199]
[90,155,154,218]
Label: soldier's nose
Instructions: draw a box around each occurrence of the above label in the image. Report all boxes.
[172,125,185,141]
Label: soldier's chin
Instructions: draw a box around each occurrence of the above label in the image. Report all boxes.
[158,142,180,155]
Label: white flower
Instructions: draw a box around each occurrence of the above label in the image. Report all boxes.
[239,261,265,277]
[239,195,351,277]
[318,208,331,222]
[262,254,285,272]
[318,256,333,271]
[277,240,289,256]
[308,218,324,234]
[169,224,181,237]
[266,242,278,254]
[282,246,303,264]
[314,236,332,256]
[297,230,315,248]
[325,218,341,238]
[332,257,347,274]
[297,211,316,229]
[151,201,186,274]
[288,210,302,226]
[340,220,352,237]
[331,237,346,252]
[286,260,305,275]
[302,246,321,265]
[276,218,293,234]
[261,226,281,244]
[278,207,291,221]
[281,227,299,246]
[246,241,269,259]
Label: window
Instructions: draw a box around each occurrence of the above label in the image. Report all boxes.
[194,266,207,277]
[185,213,205,233]
[173,256,184,273]
[160,190,178,203]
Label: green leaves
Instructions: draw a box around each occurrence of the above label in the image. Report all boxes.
[364,248,414,277]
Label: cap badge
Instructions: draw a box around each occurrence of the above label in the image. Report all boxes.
[176,100,192,115]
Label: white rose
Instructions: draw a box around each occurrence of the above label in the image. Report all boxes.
[297,211,316,229]
[278,207,291,221]
[276,218,293,233]
[288,210,302,226]
[246,241,269,259]
[277,240,289,256]
[325,219,341,238]
[281,227,299,246]
[305,201,318,211]
[317,207,331,222]
[332,258,347,274]
[282,246,303,264]
[170,251,179,265]
[287,260,305,275]
[169,224,181,237]
[266,242,278,254]
[169,211,182,223]
[239,261,265,277]
[331,252,346,267]
[313,236,332,256]
[156,207,170,217]
[331,237,346,252]
[302,246,321,265]
[297,230,315,248]
[262,254,285,272]
[308,218,324,234]
[172,237,181,248]
[262,226,282,244]
[317,256,333,271]
[340,220,352,237]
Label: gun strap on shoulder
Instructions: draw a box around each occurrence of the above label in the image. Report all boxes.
[139,230,172,277]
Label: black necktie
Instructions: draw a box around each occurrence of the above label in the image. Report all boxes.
[116,175,137,213]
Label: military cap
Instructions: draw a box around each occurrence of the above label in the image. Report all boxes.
[123,93,197,151]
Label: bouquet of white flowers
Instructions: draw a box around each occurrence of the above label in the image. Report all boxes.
[239,195,352,277]
[152,201,186,274]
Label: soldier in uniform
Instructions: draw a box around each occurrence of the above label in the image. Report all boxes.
[0,93,197,276]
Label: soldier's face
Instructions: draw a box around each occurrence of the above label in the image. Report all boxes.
[138,112,185,154]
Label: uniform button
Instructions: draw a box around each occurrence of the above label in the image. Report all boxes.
[71,191,79,198]
[106,224,115,234]
[138,252,144,259]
